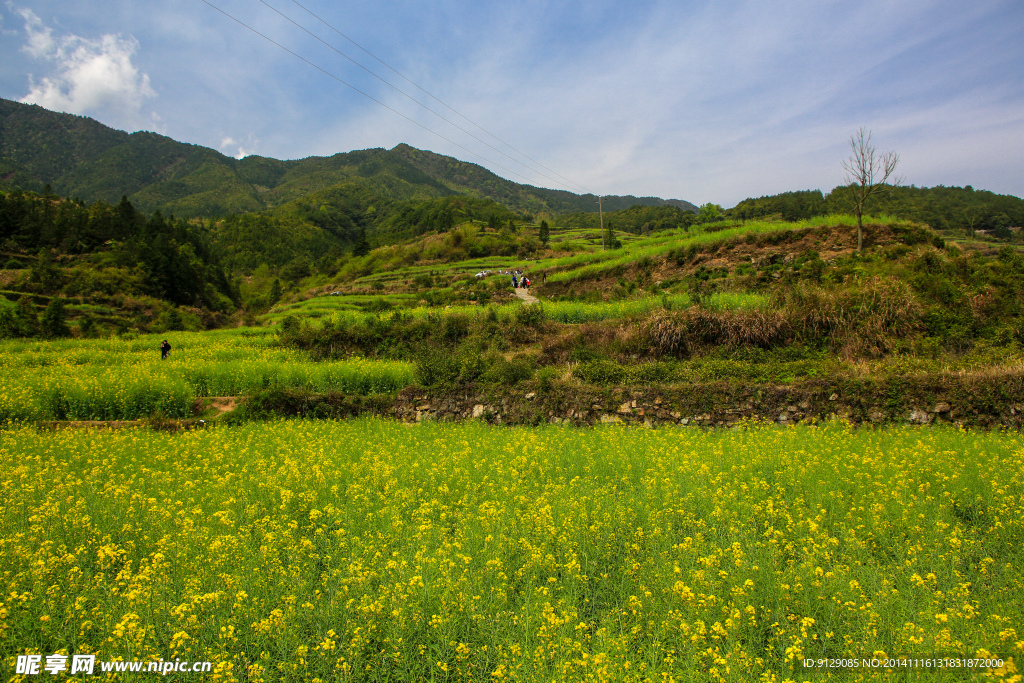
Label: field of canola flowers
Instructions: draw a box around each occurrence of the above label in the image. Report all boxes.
[2,419,1022,681]
[0,329,414,422]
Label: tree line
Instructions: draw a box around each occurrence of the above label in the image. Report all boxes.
[0,189,238,310]
[729,185,1023,236]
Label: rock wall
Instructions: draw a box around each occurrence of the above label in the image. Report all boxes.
[45,372,1024,431]
[351,374,1024,428]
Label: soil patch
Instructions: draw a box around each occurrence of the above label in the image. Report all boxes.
[193,396,244,417]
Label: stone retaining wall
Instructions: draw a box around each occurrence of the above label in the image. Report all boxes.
[389,378,1024,428]
[368,374,1024,428]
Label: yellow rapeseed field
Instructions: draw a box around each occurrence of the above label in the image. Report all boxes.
[0,330,413,421]
[1,419,1022,681]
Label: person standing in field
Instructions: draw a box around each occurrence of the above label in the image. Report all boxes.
[160,339,171,360]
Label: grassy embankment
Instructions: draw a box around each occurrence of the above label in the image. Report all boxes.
[274,215,1024,399]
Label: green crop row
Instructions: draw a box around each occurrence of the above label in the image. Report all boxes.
[0,329,414,422]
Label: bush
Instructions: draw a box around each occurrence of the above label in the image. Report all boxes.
[40,298,71,339]
[363,298,394,313]
[0,298,39,338]
[441,312,471,343]
[573,359,625,385]
[453,347,493,383]
[480,354,536,386]
[154,308,185,333]
[636,307,794,359]
[782,277,922,357]
[77,314,96,338]
[415,346,461,387]
[504,303,547,343]
[514,303,546,327]
[534,366,560,392]
[280,314,301,336]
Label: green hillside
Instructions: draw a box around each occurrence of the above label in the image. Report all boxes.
[0,99,697,219]
[0,190,238,335]
[260,213,1024,416]
[730,186,1024,238]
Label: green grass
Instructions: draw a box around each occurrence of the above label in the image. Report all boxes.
[544,214,915,284]
[541,292,768,323]
[267,291,771,332]
[0,328,415,421]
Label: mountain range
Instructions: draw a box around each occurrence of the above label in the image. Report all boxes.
[0,98,697,218]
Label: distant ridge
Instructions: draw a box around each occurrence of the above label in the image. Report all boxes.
[0,98,697,218]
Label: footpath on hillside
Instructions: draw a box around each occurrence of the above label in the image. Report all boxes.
[514,288,538,304]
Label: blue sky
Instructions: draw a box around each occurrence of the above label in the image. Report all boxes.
[1,0,1021,206]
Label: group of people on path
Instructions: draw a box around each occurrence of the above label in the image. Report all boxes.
[512,270,530,289]
[504,268,546,290]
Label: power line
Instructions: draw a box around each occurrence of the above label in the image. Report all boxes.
[253,0,589,194]
[287,0,593,195]
[197,0,557,188]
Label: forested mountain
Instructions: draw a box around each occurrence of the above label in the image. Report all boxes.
[0,99,696,219]
[556,204,699,234]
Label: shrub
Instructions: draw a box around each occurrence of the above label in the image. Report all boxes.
[573,359,625,385]
[0,298,39,338]
[155,308,185,332]
[415,346,461,387]
[441,312,471,344]
[636,307,793,359]
[77,314,96,338]
[364,298,394,313]
[505,304,547,344]
[280,314,301,336]
[481,354,536,386]
[534,366,560,392]
[40,298,71,338]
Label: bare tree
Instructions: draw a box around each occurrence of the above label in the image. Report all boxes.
[842,128,903,251]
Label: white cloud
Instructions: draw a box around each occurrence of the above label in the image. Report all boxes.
[16,8,156,127]
[17,7,55,58]
[6,0,1014,203]
[219,136,258,160]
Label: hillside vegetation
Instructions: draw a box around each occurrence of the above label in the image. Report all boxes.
[0,190,237,335]
[0,99,696,218]
[259,215,1023,415]
[731,186,1024,238]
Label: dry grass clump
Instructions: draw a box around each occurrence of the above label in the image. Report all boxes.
[781,276,922,358]
[636,276,923,360]
[637,307,792,358]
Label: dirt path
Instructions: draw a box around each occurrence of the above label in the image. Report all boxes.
[43,397,245,430]
[202,396,241,416]
[514,288,539,304]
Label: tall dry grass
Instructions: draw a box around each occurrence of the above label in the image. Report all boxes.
[780,276,922,358]
[635,276,923,359]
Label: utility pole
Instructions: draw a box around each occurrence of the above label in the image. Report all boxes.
[598,196,605,251]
